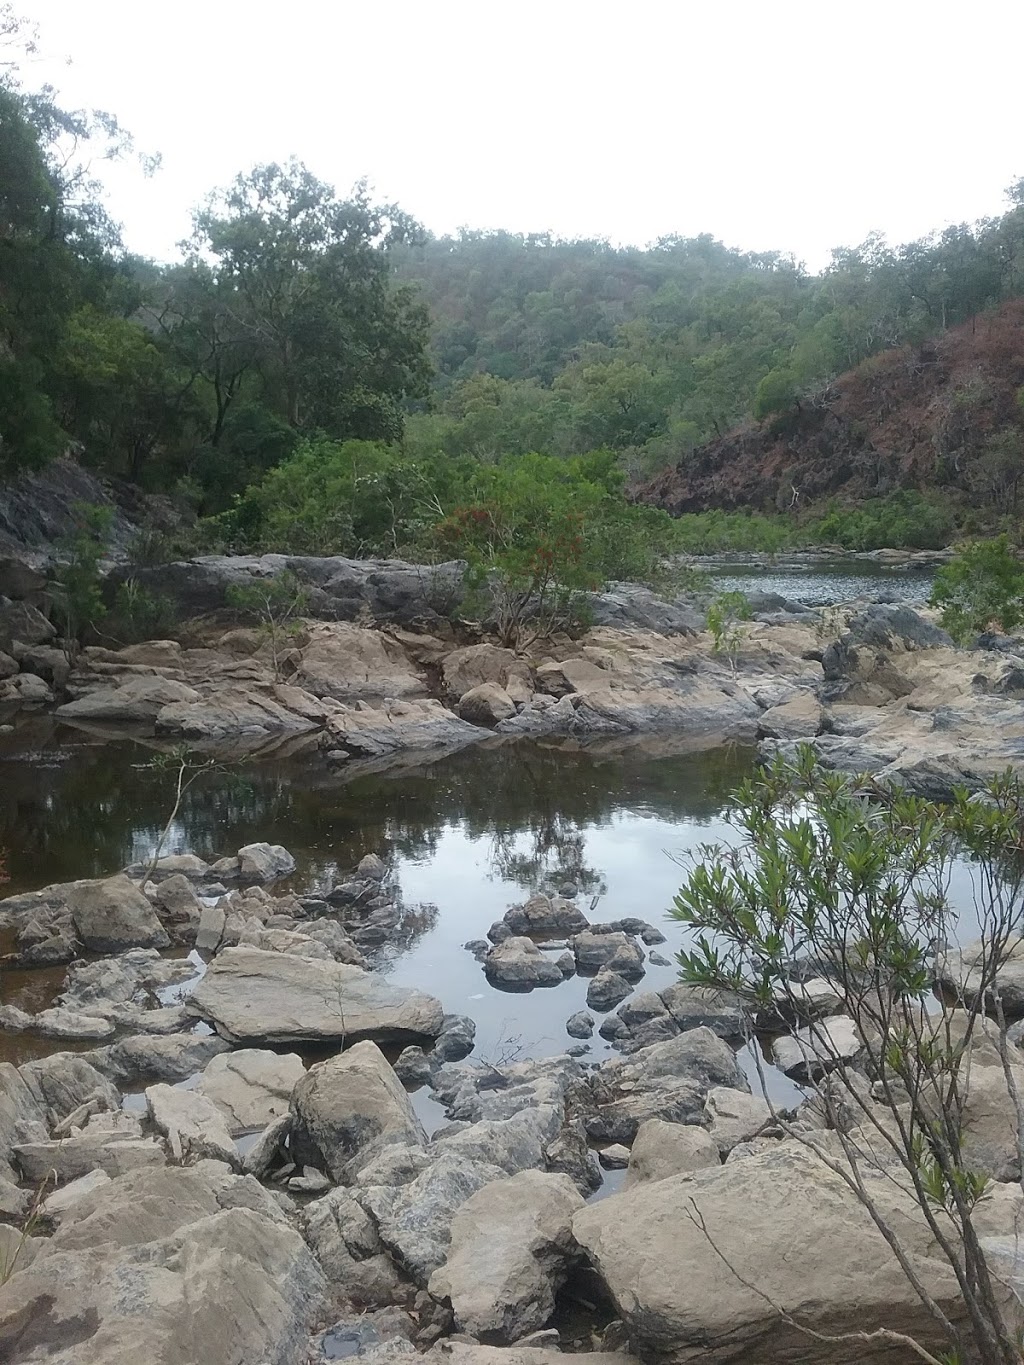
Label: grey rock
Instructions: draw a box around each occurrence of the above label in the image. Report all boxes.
[146,1082,240,1166]
[433,1014,477,1065]
[358,853,388,881]
[237,841,296,883]
[483,936,564,990]
[503,894,590,938]
[196,1048,305,1135]
[566,1011,595,1040]
[64,874,169,953]
[624,1118,719,1186]
[586,967,634,1013]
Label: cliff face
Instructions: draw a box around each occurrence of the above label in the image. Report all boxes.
[637,301,1024,516]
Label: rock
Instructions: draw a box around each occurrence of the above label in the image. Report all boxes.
[15,1123,166,1183]
[703,1087,772,1154]
[87,1032,232,1086]
[241,1112,292,1178]
[187,946,444,1045]
[613,983,749,1051]
[64,874,170,953]
[393,1046,434,1088]
[0,1165,325,1365]
[0,1003,114,1041]
[41,1167,112,1219]
[457,681,517,725]
[196,1048,305,1135]
[772,1015,862,1083]
[358,853,387,881]
[291,1041,427,1183]
[292,621,426,701]
[433,1014,477,1065]
[442,644,533,704]
[324,697,480,762]
[937,938,1024,1020]
[566,1011,595,1039]
[959,1062,1024,1182]
[428,1170,584,1343]
[555,951,576,978]
[0,650,17,679]
[587,1028,749,1143]
[0,597,55,653]
[503,893,590,938]
[573,1140,1009,1365]
[145,1083,240,1166]
[58,676,202,726]
[624,1118,720,1186]
[544,1124,602,1196]
[18,1053,119,1124]
[427,1347,633,1365]
[483,936,564,990]
[301,1187,409,1309]
[195,903,226,952]
[598,1144,631,1169]
[237,841,296,883]
[757,691,823,740]
[572,930,645,980]
[587,967,633,1012]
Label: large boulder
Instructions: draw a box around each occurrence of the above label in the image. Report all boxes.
[457,682,517,726]
[323,697,481,762]
[572,931,645,981]
[573,1141,1016,1365]
[587,1028,748,1143]
[145,1083,239,1167]
[442,644,533,704]
[428,1170,584,1343]
[187,947,445,1045]
[300,1188,408,1309]
[0,1165,325,1365]
[503,894,590,938]
[64,875,169,953]
[611,984,749,1051]
[236,841,296,883]
[291,1041,427,1183]
[196,1048,305,1135]
[624,1118,720,1187]
[292,622,426,703]
[56,675,200,723]
[757,691,823,740]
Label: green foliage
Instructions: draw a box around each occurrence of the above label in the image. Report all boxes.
[53,503,113,645]
[930,535,1024,642]
[705,590,751,672]
[109,577,179,644]
[668,510,800,554]
[809,491,955,551]
[753,367,798,421]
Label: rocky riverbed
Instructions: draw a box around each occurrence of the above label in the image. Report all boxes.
[4,552,1024,1363]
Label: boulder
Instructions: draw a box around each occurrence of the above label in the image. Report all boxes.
[442,644,533,704]
[624,1118,720,1187]
[187,946,444,1045]
[566,1011,595,1040]
[18,1053,120,1124]
[291,1041,427,1183]
[587,1028,749,1143]
[457,682,517,726]
[196,1048,305,1135]
[573,1141,1010,1365]
[572,931,645,981]
[0,1064,48,1183]
[703,1087,772,1154]
[292,622,425,702]
[300,1188,409,1309]
[483,936,564,990]
[757,691,823,740]
[0,597,55,653]
[503,894,590,938]
[937,939,1024,1020]
[64,875,170,953]
[0,1166,325,1365]
[772,1015,862,1083]
[587,967,633,1012]
[15,1127,166,1183]
[358,853,387,881]
[56,675,201,723]
[145,1083,240,1166]
[612,983,749,1051]
[87,1032,232,1086]
[195,903,226,952]
[428,1170,584,1343]
[237,841,296,883]
[324,697,480,762]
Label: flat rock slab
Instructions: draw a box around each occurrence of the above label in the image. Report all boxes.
[187,946,444,1045]
[197,1048,305,1135]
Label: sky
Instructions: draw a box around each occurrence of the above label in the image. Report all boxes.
[15,0,1024,271]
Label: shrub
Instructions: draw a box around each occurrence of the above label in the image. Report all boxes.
[809,490,954,551]
[930,535,1024,643]
[53,503,113,648]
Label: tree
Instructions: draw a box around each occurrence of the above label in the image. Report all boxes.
[672,750,1024,1365]
[753,366,798,421]
[189,162,432,439]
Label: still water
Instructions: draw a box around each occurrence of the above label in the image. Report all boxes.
[0,724,758,1074]
[708,557,935,607]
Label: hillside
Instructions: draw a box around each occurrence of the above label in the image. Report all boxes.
[636,301,1024,520]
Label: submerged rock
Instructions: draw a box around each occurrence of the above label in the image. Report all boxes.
[482,936,564,990]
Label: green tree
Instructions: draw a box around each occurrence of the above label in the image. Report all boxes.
[930,536,1024,642]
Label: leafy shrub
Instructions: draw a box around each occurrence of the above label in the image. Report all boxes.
[53,504,114,646]
[809,490,954,551]
[109,579,180,643]
[930,535,1024,642]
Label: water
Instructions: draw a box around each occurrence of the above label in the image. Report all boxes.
[706,557,936,607]
[0,724,769,1075]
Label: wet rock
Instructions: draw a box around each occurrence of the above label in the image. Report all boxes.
[187,946,444,1045]
[64,874,169,953]
[640,924,667,945]
[648,950,670,967]
[301,1187,410,1309]
[57,674,201,723]
[573,1141,1003,1365]
[703,1087,772,1155]
[483,936,564,990]
[571,931,645,981]
[0,670,52,704]
[237,841,296,883]
[358,852,387,881]
[146,1082,239,1167]
[324,698,480,762]
[393,1046,434,1088]
[624,1118,720,1187]
[503,893,590,938]
[566,1011,595,1039]
[291,1040,427,1183]
[0,1164,326,1365]
[555,951,576,978]
[587,1028,749,1143]
[196,1048,304,1136]
[432,1014,476,1064]
[586,967,633,1013]
[458,681,517,725]
[428,1170,584,1343]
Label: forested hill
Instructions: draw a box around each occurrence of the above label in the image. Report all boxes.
[636,300,1024,522]
[393,210,1024,482]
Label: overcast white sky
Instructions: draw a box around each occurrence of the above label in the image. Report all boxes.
[16,0,1024,270]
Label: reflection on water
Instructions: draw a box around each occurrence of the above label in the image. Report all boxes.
[0,726,757,1067]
